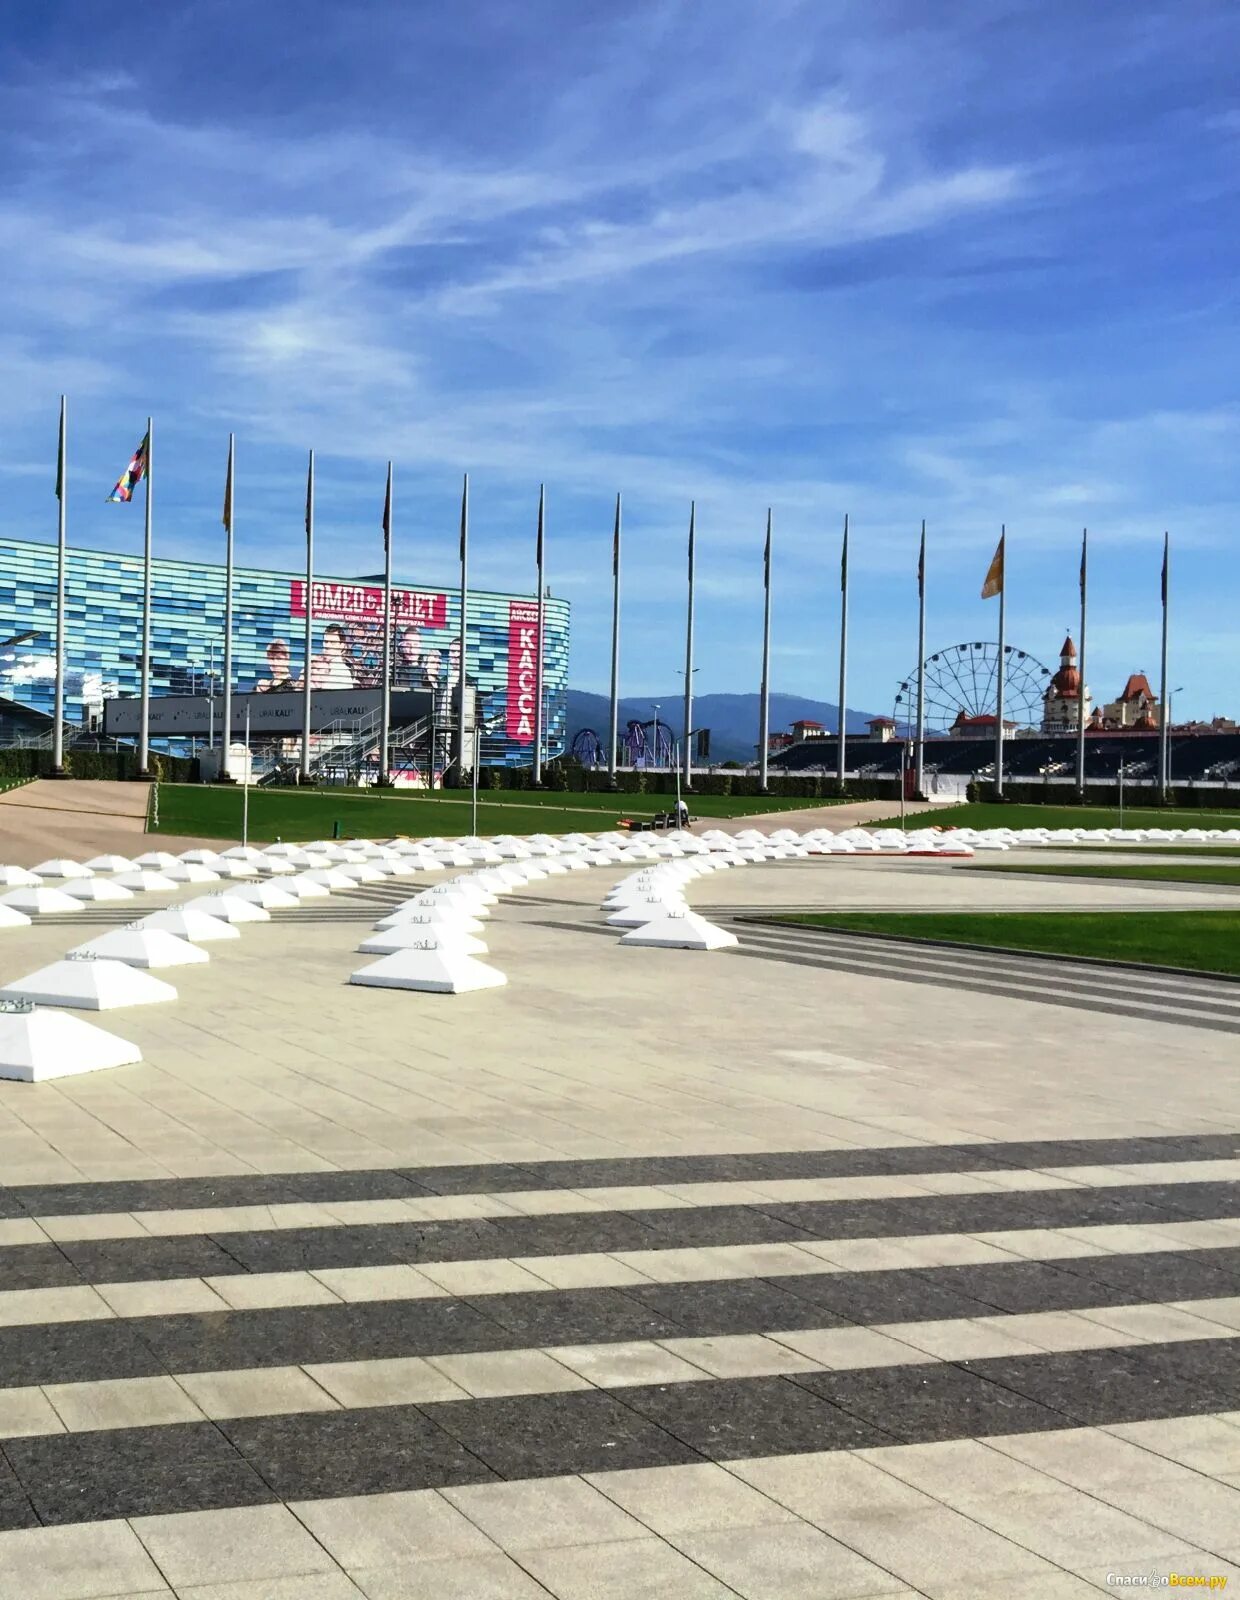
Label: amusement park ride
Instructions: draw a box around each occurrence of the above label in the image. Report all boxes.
[571,718,675,768]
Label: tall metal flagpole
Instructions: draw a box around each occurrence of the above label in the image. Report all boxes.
[380,462,393,786]
[837,513,849,789]
[915,520,926,798]
[1159,531,1170,800]
[533,484,545,785]
[53,397,67,776]
[221,434,235,780]
[301,450,314,782]
[138,416,154,778]
[683,501,696,790]
[608,493,621,785]
[996,525,1007,798]
[1076,528,1088,797]
[457,473,469,789]
[758,509,772,792]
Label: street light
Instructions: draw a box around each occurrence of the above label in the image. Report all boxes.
[471,715,505,836]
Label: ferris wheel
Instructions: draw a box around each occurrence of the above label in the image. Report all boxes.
[892,641,1052,735]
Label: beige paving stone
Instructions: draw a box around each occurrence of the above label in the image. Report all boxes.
[1076,1302,1233,1343]
[303,1356,471,1407]
[349,1552,551,1599]
[0,1218,48,1245]
[659,1332,822,1378]
[416,1257,552,1296]
[969,1228,1116,1260]
[727,1449,940,1521]
[424,1347,591,1398]
[0,1518,170,1598]
[858,1439,1062,1506]
[308,1264,445,1301]
[132,1503,338,1587]
[1107,1413,1240,1475]
[1169,1295,1240,1331]
[987,1426,1193,1489]
[95,1278,231,1317]
[203,1270,342,1310]
[292,1486,499,1567]
[875,1317,1047,1361]
[173,1573,364,1599]
[975,1310,1145,1352]
[586,1460,801,1535]
[545,1338,712,1388]
[36,1211,149,1242]
[43,1374,205,1432]
[515,1252,657,1289]
[0,1283,113,1327]
[175,1365,341,1420]
[0,1384,65,1438]
[673,1520,912,1600]
[767,1325,935,1369]
[518,1534,740,1599]
[441,1473,647,1551]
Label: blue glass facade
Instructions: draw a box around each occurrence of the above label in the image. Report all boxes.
[0,537,569,767]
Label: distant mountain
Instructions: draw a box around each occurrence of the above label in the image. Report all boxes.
[563,690,881,764]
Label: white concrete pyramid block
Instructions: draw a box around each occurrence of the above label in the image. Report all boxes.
[228,881,301,910]
[255,857,296,875]
[279,873,332,898]
[214,860,260,879]
[264,843,307,858]
[160,862,221,885]
[221,845,267,862]
[70,928,209,969]
[180,849,226,865]
[113,870,178,893]
[301,868,358,891]
[0,866,41,888]
[339,863,386,884]
[83,854,138,873]
[32,858,90,879]
[137,908,240,943]
[2,958,178,1010]
[375,908,486,934]
[605,898,688,927]
[619,911,739,950]
[358,926,488,956]
[182,894,270,924]
[0,1005,142,1081]
[349,948,507,993]
[1,886,81,915]
[60,878,135,903]
[0,903,31,928]
[133,851,182,870]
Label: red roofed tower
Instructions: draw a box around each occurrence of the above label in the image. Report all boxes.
[1041,634,1089,733]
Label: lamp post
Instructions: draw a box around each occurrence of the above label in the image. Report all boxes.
[650,703,661,771]
[241,701,251,847]
[471,716,503,836]
[1166,686,1183,795]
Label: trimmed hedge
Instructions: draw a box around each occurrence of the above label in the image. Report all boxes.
[0,748,199,783]
[968,779,1240,811]
[497,762,904,802]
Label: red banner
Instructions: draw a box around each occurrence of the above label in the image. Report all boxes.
[290,580,447,627]
[507,600,540,744]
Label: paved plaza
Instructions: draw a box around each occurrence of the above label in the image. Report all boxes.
[0,826,1237,1596]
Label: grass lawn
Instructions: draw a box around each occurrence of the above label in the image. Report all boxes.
[908,802,1240,832]
[769,910,1240,976]
[967,861,1240,888]
[152,783,837,843]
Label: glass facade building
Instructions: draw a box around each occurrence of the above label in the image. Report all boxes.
[0,537,569,767]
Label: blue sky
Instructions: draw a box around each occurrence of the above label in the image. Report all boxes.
[1,0,1238,720]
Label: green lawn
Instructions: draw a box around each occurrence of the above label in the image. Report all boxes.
[152,783,837,843]
[768,910,1240,976]
[968,861,1240,888]
[908,802,1240,832]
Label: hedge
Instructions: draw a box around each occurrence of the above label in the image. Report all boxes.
[482,763,906,802]
[0,749,199,783]
[967,779,1240,811]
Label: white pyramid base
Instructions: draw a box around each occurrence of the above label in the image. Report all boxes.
[620,911,739,950]
[357,928,488,956]
[0,1007,143,1081]
[605,900,687,927]
[70,929,210,969]
[136,909,240,943]
[2,959,178,1011]
[349,948,507,993]
[375,910,486,934]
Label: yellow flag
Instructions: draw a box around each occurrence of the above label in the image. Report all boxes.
[981,532,1004,599]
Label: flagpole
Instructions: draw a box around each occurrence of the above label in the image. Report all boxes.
[301,450,314,782]
[533,484,545,786]
[684,501,696,790]
[608,493,621,786]
[995,525,1006,798]
[759,509,772,792]
[915,520,926,798]
[380,462,393,787]
[837,512,849,790]
[53,397,67,776]
[138,416,154,778]
[1159,531,1170,800]
[221,434,235,782]
[1076,528,1087,798]
[457,473,469,789]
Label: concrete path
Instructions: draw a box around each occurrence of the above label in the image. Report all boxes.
[0,779,219,865]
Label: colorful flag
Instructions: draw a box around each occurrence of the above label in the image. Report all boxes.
[917,521,926,598]
[981,531,1005,599]
[222,438,234,534]
[107,433,148,502]
[840,513,849,593]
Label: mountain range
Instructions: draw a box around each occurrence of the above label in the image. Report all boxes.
[563,690,881,764]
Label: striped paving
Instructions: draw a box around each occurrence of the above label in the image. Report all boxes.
[0,1140,1236,1600]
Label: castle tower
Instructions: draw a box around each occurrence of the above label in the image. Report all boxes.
[1042,634,1089,733]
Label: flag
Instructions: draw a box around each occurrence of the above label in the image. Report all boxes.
[304,453,314,536]
[612,493,621,577]
[840,513,849,593]
[764,509,772,586]
[382,466,392,554]
[107,433,148,502]
[688,501,696,574]
[459,473,468,563]
[55,400,66,503]
[222,439,234,534]
[917,520,926,598]
[1079,528,1087,598]
[981,531,1005,600]
[1161,531,1169,606]
[536,484,545,568]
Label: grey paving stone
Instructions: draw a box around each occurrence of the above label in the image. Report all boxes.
[0,1320,162,1389]
[963,1344,1219,1426]
[0,1244,81,1292]
[796,1359,1073,1443]
[463,1286,684,1346]
[61,1236,248,1284]
[622,1275,846,1337]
